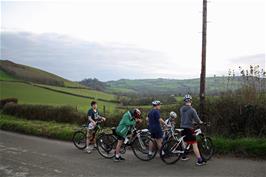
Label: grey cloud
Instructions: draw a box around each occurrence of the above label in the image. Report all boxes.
[0,31,167,81]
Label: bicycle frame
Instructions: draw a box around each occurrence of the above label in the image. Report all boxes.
[169,127,204,154]
[111,126,150,152]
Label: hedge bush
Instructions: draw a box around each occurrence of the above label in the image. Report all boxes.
[0,98,18,109]
[2,104,86,124]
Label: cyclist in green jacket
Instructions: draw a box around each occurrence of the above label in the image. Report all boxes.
[114,109,142,161]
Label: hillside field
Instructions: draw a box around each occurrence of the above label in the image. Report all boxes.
[0,81,118,114]
[35,84,117,101]
[0,60,85,88]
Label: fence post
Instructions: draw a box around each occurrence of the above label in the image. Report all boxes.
[103,105,106,116]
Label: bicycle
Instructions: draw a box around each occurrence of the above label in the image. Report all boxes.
[96,126,157,161]
[72,120,105,150]
[160,122,214,165]
[163,125,178,144]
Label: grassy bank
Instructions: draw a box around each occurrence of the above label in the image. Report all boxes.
[213,136,266,158]
[0,114,265,158]
[0,114,77,140]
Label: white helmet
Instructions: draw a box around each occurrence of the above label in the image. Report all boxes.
[152,100,161,106]
[169,111,177,118]
[184,94,192,102]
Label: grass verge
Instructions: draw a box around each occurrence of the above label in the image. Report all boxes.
[0,114,265,158]
[213,136,266,158]
[0,114,77,141]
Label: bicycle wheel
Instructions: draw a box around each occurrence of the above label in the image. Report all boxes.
[198,136,214,161]
[132,136,157,161]
[160,139,182,165]
[96,134,117,159]
[72,131,86,150]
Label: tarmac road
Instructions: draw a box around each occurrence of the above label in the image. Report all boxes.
[0,130,265,177]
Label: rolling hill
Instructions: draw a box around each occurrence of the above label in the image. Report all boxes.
[0,60,84,87]
[81,77,242,96]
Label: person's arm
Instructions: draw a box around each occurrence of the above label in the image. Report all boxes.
[97,110,106,121]
[100,116,106,121]
[88,116,96,125]
[88,110,96,125]
[192,108,203,124]
[136,118,143,124]
[160,118,170,127]
[124,113,135,126]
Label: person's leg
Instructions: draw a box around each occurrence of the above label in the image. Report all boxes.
[86,129,90,148]
[148,140,153,154]
[155,138,163,150]
[181,141,189,160]
[86,129,93,153]
[114,139,123,161]
[148,133,155,155]
[92,132,96,148]
[192,143,201,159]
[115,140,123,156]
[156,130,164,150]
[192,142,206,165]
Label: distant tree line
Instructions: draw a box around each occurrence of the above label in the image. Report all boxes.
[116,93,177,106]
[79,78,106,91]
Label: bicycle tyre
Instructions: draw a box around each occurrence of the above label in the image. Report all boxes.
[96,133,116,159]
[132,136,157,161]
[72,131,86,150]
[198,136,214,161]
[160,139,182,165]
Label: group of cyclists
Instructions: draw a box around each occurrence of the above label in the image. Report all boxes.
[85,94,207,166]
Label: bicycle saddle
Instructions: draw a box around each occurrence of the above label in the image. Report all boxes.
[175,128,184,132]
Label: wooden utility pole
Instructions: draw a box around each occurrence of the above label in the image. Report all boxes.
[199,0,207,120]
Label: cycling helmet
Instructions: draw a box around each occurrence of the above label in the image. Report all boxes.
[169,111,177,118]
[184,94,192,102]
[152,100,161,106]
[133,108,141,119]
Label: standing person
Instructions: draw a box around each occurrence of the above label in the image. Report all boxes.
[148,100,169,156]
[114,109,142,161]
[180,94,206,166]
[86,101,106,154]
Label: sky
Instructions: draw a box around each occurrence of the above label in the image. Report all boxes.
[1,0,265,81]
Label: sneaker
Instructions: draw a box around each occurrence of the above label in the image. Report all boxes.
[196,160,207,166]
[113,156,120,162]
[148,154,153,159]
[85,148,92,154]
[119,156,125,161]
[181,156,190,161]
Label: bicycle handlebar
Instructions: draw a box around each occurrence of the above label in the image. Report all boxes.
[193,122,211,127]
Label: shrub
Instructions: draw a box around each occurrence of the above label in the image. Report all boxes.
[205,95,266,137]
[2,104,86,124]
[0,98,18,109]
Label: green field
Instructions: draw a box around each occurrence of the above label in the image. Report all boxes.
[35,84,117,101]
[0,69,17,81]
[0,81,117,113]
